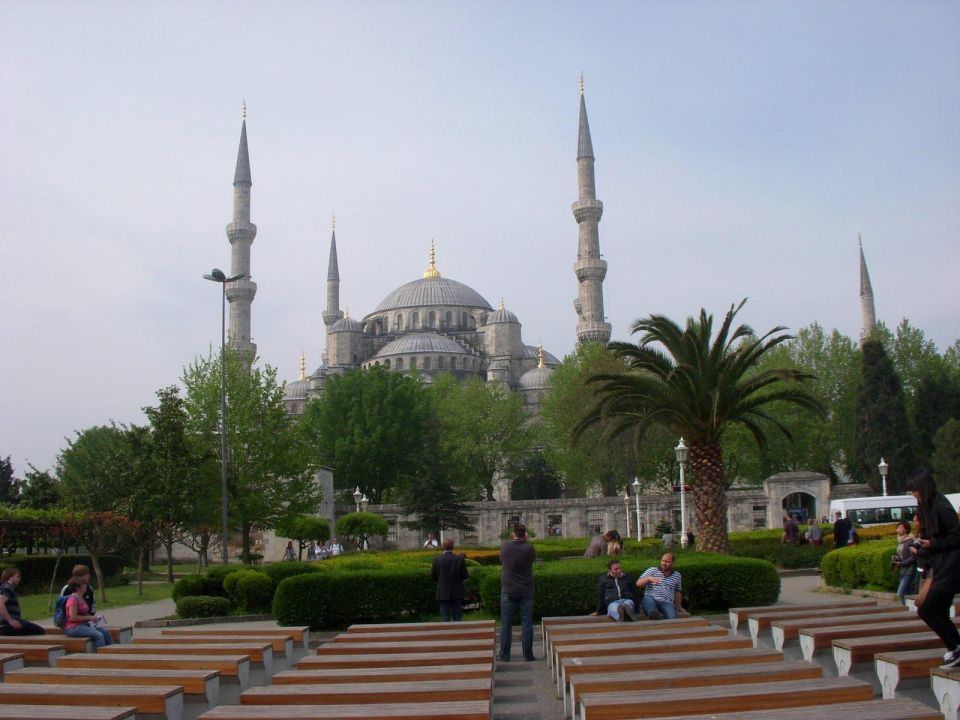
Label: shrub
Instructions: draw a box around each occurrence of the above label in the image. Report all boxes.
[202,565,244,597]
[233,571,273,613]
[176,595,232,618]
[263,561,323,586]
[0,554,125,594]
[172,574,207,602]
[821,540,898,591]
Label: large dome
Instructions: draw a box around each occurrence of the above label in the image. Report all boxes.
[374,277,493,313]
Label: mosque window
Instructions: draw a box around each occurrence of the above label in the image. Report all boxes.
[423,357,431,370]
[396,358,404,370]
[396,314,403,331]
[412,311,419,329]
[387,519,399,542]
[469,315,476,330]
[445,311,452,327]
[503,514,522,535]
[461,311,468,327]
[437,356,446,369]
[753,504,767,529]
[461,517,480,545]
[587,510,605,536]
[384,359,391,369]
[410,357,417,369]
[450,357,457,370]
[429,311,436,328]
[547,515,564,537]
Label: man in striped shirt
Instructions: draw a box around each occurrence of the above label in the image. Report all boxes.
[636,553,682,620]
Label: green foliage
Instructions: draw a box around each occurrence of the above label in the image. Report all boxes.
[171,574,207,602]
[176,595,232,619]
[262,561,323,587]
[914,367,960,461]
[228,570,273,613]
[509,452,565,500]
[932,419,960,493]
[335,512,389,551]
[18,466,60,510]
[301,366,429,504]
[820,540,898,591]
[0,455,19,505]
[275,515,331,559]
[57,425,145,512]
[852,340,916,492]
[0,554,125,594]
[202,565,245,597]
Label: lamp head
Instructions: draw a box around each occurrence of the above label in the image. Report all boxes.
[632,477,641,494]
[675,437,689,465]
[878,457,888,477]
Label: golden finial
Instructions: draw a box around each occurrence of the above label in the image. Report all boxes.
[299,352,306,381]
[344,307,350,319]
[423,239,441,279]
[537,342,545,369]
[499,298,505,311]
[332,214,336,231]
[242,99,247,120]
[579,73,584,95]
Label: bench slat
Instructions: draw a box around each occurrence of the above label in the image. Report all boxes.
[200,701,491,719]
[315,639,492,655]
[0,636,90,653]
[272,663,493,685]
[345,620,494,633]
[800,617,960,660]
[771,608,910,649]
[55,653,249,689]
[136,635,293,655]
[630,697,944,720]
[42,626,132,644]
[297,651,493,670]
[5,666,218,695]
[834,630,947,676]
[876,648,950,699]
[103,642,271,665]
[728,600,876,629]
[0,706,137,720]
[0,645,64,664]
[0,684,183,718]
[240,678,491,705]
[331,628,494,642]
[751,605,907,642]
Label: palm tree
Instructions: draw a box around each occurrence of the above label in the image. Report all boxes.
[575,300,824,553]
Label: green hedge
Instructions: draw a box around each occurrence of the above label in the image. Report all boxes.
[821,540,898,591]
[233,571,273,613]
[728,541,831,569]
[0,554,125,594]
[262,561,322,586]
[172,574,207,602]
[176,595,232,618]
[200,565,245,596]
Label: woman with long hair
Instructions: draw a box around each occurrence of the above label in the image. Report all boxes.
[907,467,960,667]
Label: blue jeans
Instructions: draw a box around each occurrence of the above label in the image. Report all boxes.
[439,598,463,622]
[498,592,534,660]
[897,570,917,605]
[641,594,677,619]
[606,599,636,621]
[66,623,112,649]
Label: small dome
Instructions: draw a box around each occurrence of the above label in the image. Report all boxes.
[375,332,471,357]
[331,316,362,333]
[518,365,554,391]
[486,307,519,324]
[523,344,559,365]
[284,379,310,400]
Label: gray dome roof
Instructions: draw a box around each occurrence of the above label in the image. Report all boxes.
[331,316,362,332]
[523,344,560,365]
[518,365,554,391]
[284,379,310,400]
[375,332,471,357]
[486,307,519,324]
[374,277,493,313]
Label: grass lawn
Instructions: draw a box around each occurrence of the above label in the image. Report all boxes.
[16,582,174,622]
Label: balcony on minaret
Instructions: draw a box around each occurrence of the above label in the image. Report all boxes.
[571,198,603,223]
[227,221,257,244]
[574,257,608,282]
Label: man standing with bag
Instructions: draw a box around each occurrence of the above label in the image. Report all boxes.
[498,523,536,662]
[431,538,469,621]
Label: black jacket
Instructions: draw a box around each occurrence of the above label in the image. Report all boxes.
[431,550,469,601]
[916,493,960,594]
[595,572,637,613]
[833,517,852,548]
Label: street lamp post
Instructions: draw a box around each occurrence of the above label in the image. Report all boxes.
[353,487,363,513]
[360,494,370,549]
[632,477,642,541]
[623,490,631,539]
[203,268,245,564]
[675,438,690,548]
[878,457,889,497]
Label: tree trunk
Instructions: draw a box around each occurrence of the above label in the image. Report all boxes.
[137,546,146,596]
[90,553,108,604]
[690,441,730,554]
[241,521,252,563]
[165,539,174,583]
[46,553,62,612]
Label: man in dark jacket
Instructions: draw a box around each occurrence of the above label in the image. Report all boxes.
[592,559,638,621]
[833,511,852,549]
[431,537,469,621]
[498,523,536,662]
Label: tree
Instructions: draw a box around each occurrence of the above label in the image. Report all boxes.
[18,466,60,509]
[932,419,960,493]
[913,363,960,461]
[301,366,429,504]
[57,425,145,512]
[335,512,389,551]
[509,451,565,500]
[575,300,824,554]
[275,515,331,559]
[429,374,532,500]
[0,456,20,505]
[63,512,137,604]
[182,351,322,561]
[851,339,916,492]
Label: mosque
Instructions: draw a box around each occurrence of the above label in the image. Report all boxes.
[216,86,612,416]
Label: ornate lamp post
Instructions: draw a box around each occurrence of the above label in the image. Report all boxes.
[623,490,631,539]
[675,437,690,548]
[878,457,889,497]
[360,494,370,549]
[632,477,642,541]
[353,487,363,513]
[203,267,245,564]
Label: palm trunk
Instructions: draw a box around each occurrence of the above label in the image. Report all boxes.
[690,441,730,554]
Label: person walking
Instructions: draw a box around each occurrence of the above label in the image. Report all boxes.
[833,511,852,549]
[906,468,960,668]
[805,518,822,545]
[498,523,536,662]
[431,538,469,621]
[0,568,45,636]
[893,520,918,605]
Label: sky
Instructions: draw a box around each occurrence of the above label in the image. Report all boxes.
[1,1,958,475]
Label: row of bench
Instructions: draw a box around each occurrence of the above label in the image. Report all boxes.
[543,599,954,720]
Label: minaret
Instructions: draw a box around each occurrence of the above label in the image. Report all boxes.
[225,103,258,358]
[859,233,876,344]
[572,77,611,346]
[322,216,343,366]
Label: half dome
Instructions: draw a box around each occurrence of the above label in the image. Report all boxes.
[375,332,472,357]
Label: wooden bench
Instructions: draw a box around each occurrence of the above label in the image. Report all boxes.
[102,642,272,672]
[567,660,822,718]
[770,608,911,649]
[5,666,220,706]
[0,636,92,654]
[43,625,133,644]
[56,653,251,690]
[0,706,137,720]
[625,697,945,720]
[0,683,184,720]
[272,663,493,685]
[577,676,873,720]
[162,626,310,650]
[553,634,752,684]
[799,618,960,660]
[331,627,494,643]
[198,701,491,719]
[549,624,728,669]
[557,647,784,707]
[834,630,948,676]
[728,600,877,631]
[0,644,65,665]
[315,639,493,656]
[930,666,960,720]
[544,617,707,661]
[345,620,495,633]
[0,653,24,677]
[876,648,953,699]
[749,605,907,643]
[136,634,293,657]
[240,678,492,705]
[297,650,493,670]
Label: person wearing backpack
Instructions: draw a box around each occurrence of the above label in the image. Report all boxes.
[60,565,96,614]
[64,579,111,648]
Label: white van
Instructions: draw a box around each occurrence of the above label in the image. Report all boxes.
[828,495,917,526]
